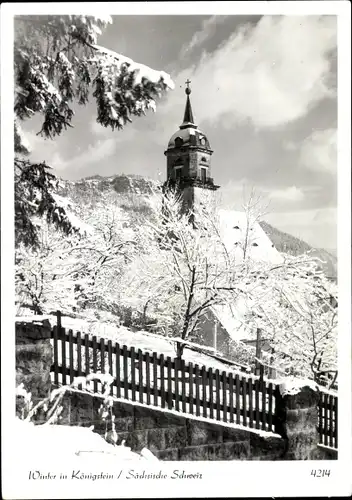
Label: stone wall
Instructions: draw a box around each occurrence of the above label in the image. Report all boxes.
[59,392,286,461]
[15,320,338,461]
[59,391,336,461]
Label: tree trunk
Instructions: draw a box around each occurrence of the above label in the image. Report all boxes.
[142,299,150,329]
[255,328,262,376]
[178,265,196,359]
[176,341,185,359]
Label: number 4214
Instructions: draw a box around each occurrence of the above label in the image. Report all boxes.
[311,470,331,477]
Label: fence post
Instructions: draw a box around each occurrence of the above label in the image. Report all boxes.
[56,310,62,335]
[275,381,321,460]
[259,363,264,384]
[269,348,276,379]
[16,319,53,421]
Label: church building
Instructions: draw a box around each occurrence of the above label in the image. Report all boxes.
[164,81,220,214]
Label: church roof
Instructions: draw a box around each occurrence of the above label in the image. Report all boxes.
[180,90,196,129]
[166,82,211,151]
[217,209,283,264]
[167,127,211,150]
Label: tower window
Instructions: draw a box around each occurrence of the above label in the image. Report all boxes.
[175,137,183,148]
[201,167,206,183]
[201,157,207,163]
[175,167,182,181]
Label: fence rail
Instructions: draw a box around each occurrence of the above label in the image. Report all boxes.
[50,323,338,449]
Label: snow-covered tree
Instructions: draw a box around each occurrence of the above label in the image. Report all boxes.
[71,201,139,313]
[120,189,337,381]
[14,15,174,246]
[15,220,85,315]
[240,186,270,259]
[120,190,246,358]
[15,158,79,247]
[239,254,338,384]
[15,197,140,318]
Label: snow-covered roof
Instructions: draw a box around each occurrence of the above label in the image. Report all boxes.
[217,209,283,265]
[212,298,252,342]
[167,126,210,149]
[209,210,284,342]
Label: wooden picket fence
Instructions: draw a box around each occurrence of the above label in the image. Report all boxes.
[50,325,279,434]
[49,318,338,450]
[317,389,338,449]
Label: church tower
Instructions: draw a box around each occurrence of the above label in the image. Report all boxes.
[164,81,220,214]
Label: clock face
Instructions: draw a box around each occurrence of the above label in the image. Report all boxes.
[200,137,206,146]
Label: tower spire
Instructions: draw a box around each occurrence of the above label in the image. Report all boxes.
[180,79,197,129]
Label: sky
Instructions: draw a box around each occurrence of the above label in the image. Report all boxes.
[22,15,338,251]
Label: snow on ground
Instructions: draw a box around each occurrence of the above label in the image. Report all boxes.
[16,314,250,374]
[278,378,318,396]
[14,418,157,465]
[51,193,94,236]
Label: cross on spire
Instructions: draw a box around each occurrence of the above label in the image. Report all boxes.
[180,79,195,128]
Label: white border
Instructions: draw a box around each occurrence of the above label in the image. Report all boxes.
[1,3,351,499]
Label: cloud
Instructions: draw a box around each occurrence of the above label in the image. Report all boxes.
[25,132,117,172]
[91,119,138,142]
[45,124,139,173]
[21,129,59,163]
[300,128,337,174]
[91,120,110,137]
[162,15,336,130]
[269,186,305,202]
[21,129,72,172]
[282,140,297,151]
[180,15,228,59]
[57,139,117,171]
[84,16,336,154]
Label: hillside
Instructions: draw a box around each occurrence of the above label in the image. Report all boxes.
[259,220,337,279]
[57,173,337,278]
[58,173,159,204]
